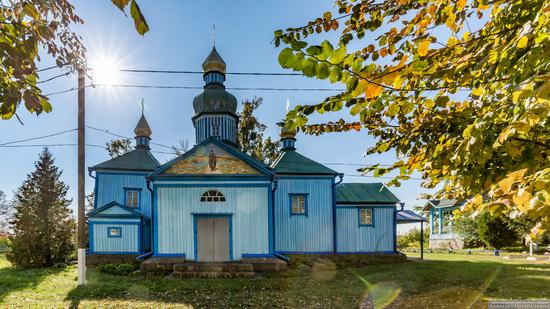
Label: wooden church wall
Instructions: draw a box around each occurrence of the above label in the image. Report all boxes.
[153,182,271,259]
[335,206,396,253]
[274,177,334,253]
[94,171,152,217]
[89,218,141,254]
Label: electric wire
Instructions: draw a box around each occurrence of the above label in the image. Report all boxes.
[36,72,72,84]
[114,69,303,76]
[43,84,344,96]
[0,128,78,146]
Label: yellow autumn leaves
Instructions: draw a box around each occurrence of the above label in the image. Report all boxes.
[418,40,431,57]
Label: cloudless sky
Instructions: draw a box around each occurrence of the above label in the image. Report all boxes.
[0,0,433,232]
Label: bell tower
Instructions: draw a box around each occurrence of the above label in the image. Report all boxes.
[192,47,238,146]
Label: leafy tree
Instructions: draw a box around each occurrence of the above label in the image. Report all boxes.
[7,148,75,267]
[0,0,147,121]
[477,212,518,250]
[237,97,281,165]
[106,138,132,158]
[170,139,190,159]
[504,212,550,245]
[453,212,483,248]
[0,190,14,234]
[397,227,429,249]
[274,1,549,234]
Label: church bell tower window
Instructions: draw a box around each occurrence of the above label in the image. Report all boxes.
[212,124,220,138]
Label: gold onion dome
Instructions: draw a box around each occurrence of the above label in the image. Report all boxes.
[202,47,226,74]
[134,113,152,137]
[279,122,296,139]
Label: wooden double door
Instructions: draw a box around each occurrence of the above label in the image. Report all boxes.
[195,217,230,262]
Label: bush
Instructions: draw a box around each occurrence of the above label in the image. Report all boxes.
[477,212,519,249]
[97,263,139,276]
[397,227,429,250]
[0,235,10,252]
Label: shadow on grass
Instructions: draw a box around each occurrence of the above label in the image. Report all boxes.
[61,258,550,308]
[0,258,64,303]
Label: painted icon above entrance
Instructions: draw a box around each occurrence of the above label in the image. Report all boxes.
[163,143,260,175]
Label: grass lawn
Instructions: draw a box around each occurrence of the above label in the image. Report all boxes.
[1,253,549,308]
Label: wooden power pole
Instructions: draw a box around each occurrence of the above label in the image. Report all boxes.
[77,68,87,285]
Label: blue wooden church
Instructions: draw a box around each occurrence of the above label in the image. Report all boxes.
[87,48,401,264]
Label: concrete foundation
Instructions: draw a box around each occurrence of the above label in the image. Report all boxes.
[86,254,139,265]
[429,238,464,250]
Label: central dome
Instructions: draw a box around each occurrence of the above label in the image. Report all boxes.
[192,86,238,116]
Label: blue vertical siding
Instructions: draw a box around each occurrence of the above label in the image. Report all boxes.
[335,206,395,253]
[194,115,237,145]
[95,172,152,217]
[274,177,334,253]
[89,219,140,254]
[154,182,270,260]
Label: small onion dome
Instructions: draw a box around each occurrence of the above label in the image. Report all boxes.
[202,47,226,74]
[134,113,152,137]
[278,122,296,139]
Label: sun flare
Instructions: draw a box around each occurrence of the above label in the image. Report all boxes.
[90,57,121,85]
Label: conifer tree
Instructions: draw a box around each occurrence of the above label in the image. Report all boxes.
[7,148,75,268]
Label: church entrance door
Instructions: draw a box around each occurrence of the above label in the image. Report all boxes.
[195,216,230,262]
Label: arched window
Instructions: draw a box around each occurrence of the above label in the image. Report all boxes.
[200,190,226,202]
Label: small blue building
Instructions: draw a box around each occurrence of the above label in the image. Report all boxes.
[87,47,401,263]
[423,199,465,249]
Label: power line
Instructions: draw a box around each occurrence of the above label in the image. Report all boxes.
[43,87,81,96]
[0,128,403,168]
[114,69,303,76]
[0,143,104,149]
[85,125,174,149]
[37,72,72,84]
[0,129,77,146]
[37,65,61,72]
[43,84,344,96]
[94,84,344,92]
[344,174,424,180]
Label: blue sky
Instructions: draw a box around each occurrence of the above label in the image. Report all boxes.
[0,0,431,232]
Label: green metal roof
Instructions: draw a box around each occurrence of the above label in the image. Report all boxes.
[336,183,400,204]
[271,150,339,175]
[90,149,160,172]
[422,199,465,211]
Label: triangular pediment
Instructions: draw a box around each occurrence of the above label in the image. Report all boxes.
[87,201,146,219]
[162,142,261,175]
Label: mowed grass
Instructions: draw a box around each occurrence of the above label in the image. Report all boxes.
[0,253,549,308]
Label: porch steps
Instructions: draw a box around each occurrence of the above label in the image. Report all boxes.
[172,262,255,279]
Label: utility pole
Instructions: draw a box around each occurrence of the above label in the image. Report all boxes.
[77,68,87,285]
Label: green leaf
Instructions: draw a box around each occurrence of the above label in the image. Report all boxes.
[293,52,305,71]
[278,48,294,68]
[306,45,322,56]
[303,58,318,77]
[23,4,40,20]
[296,115,308,127]
[330,46,347,63]
[321,41,334,58]
[317,62,330,79]
[130,0,149,35]
[386,103,400,117]
[328,67,342,83]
